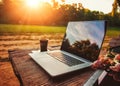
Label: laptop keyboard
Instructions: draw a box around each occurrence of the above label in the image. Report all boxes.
[48,52,84,66]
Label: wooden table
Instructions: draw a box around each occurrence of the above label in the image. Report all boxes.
[8,49,104,86]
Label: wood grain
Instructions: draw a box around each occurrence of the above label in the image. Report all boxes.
[9,49,96,86]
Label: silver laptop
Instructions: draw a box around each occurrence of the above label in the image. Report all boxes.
[29,20,107,77]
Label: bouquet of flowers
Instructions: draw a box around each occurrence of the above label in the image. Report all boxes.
[92,46,120,81]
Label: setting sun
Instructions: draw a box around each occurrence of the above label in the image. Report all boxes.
[25,0,41,8]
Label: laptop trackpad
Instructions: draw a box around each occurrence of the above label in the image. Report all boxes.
[29,51,91,77]
[29,52,70,75]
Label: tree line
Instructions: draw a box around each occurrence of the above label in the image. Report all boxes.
[0,0,120,27]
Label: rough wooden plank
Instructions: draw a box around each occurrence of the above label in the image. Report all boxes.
[0,62,20,86]
[9,49,96,86]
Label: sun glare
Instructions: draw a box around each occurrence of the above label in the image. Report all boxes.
[26,0,41,8]
[0,0,2,3]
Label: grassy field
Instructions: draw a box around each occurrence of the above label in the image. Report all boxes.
[106,27,120,37]
[0,24,66,33]
[0,24,120,36]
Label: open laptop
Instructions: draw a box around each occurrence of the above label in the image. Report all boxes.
[29,20,107,77]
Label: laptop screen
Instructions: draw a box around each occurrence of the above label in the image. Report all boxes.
[61,21,106,62]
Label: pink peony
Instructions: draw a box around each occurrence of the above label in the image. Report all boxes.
[115,54,120,61]
[110,63,120,72]
[92,60,103,69]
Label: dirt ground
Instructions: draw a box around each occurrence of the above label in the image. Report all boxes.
[0,33,111,86]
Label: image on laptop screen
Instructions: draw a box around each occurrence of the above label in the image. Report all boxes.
[61,21,106,62]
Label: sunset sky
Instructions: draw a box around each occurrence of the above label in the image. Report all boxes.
[40,0,114,13]
[65,0,114,14]
[0,0,114,13]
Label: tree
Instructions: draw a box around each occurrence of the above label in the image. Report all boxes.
[61,0,65,3]
[51,0,58,8]
[117,0,120,6]
[117,0,120,12]
[111,0,120,16]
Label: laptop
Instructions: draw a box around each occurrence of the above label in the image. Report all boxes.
[29,20,107,77]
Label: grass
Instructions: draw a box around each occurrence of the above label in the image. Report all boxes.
[0,24,66,33]
[0,24,120,37]
[106,27,120,37]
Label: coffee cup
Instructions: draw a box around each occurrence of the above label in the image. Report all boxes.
[40,39,48,52]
